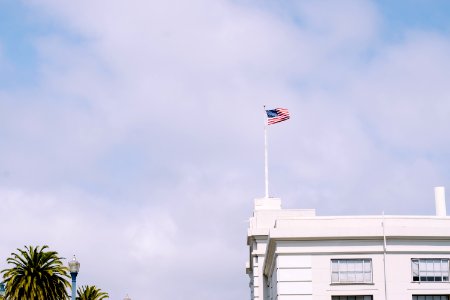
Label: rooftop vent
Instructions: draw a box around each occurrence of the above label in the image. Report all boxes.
[435,186,446,217]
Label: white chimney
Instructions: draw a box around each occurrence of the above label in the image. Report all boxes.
[434,186,446,217]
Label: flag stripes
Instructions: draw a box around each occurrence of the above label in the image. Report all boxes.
[266,108,290,125]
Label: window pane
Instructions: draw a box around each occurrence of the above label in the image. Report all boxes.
[332,261,339,272]
[426,260,432,272]
[420,260,427,272]
[331,259,372,283]
[364,260,371,272]
[434,260,441,276]
[341,261,348,273]
[442,260,449,278]
[412,260,419,276]
[413,296,449,300]
[331,296,372,300]
[412,259,450,282]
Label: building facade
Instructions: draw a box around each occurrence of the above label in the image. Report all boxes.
[246,189,450,300]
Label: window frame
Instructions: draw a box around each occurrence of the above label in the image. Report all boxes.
[330,259,373,284]
[411,258,450,283]
[412,295,449,300]
[331,296,373,300]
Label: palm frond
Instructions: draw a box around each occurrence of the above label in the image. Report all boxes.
[1,245,70,300]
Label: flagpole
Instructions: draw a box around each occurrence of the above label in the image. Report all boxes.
[264,105,269,198]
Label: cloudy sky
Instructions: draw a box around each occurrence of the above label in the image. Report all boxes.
[1,0,450,298]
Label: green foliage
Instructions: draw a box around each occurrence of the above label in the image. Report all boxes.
[1,245,70,300]
[77,285,109,300]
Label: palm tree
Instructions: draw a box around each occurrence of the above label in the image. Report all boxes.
[1,245,70,300]
[77,285,109,300]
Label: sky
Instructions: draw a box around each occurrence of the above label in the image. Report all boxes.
[1,0,450,299]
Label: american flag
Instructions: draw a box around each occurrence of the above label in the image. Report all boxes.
[266,108,290,125]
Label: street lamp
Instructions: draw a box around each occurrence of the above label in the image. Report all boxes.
[68,255,80,300]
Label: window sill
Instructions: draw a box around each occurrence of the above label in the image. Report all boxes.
[330,283,375,286]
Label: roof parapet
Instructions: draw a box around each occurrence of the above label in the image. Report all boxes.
[254,197,282,211]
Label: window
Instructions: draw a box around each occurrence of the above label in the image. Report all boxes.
[331,259,372,283]
[412,259,449,282]
[332,296,373,300]
[412,296,449,300]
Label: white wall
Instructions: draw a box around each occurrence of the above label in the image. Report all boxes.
[276,255,313,299]
[266,238,450,300]
[247,202,450,300]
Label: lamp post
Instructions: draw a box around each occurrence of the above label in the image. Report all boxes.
[68,255,80,300]
[0,281,5,297]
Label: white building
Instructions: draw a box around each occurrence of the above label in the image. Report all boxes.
[246,187,450,300]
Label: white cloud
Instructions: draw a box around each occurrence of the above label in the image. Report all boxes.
[1,0,450,299]
[352,31,450,152]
